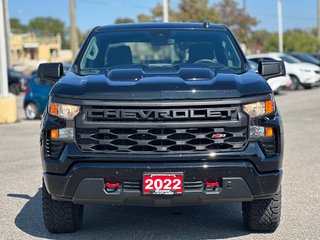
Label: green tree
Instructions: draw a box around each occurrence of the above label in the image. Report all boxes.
[28,17,68,48]
[284,30,320,52]
[264,30,320,53]
[249,30,272,52]
[137,14,152,22]
[29,17,65,37]
[263,33,278,52]
[214,0,258,45]
[133,0,219,23]
[252,30,271,46]
[175,0,219,23]
[10,18,29,33]
[138,2,176,22]
[114,18,135,24]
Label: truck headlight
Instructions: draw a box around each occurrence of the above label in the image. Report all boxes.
[51,128,74,140]
[49,102,80,120]
[244,99,275,139]
[243,100,275,118]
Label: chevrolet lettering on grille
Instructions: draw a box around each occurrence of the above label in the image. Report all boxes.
[87,108,233,121]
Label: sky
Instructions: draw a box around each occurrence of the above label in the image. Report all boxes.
[8,0,318,33]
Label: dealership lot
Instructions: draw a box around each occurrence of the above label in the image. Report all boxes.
[0,89,320,240]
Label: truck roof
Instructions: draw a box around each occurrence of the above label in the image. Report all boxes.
[95,22,228,32]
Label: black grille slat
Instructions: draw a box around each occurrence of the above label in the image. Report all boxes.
[184,181,203,191]
[76,126,248,153]
[123,181,141,190]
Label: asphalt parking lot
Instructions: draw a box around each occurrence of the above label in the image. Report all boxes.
[0,89,320,240]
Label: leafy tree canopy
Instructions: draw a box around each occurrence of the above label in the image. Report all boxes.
[10,18,29,33]
[115,18,135,24]
[264,30,320,53]
[114,0,257,45]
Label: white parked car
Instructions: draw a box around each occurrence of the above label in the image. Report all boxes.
[248,60,291,94]
[248,53,320,90]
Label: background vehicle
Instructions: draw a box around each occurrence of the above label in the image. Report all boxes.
[23,63,70,120]
[23,77,54,119]
[8,68,23,95]
[311,53,320,61]
[248,53,320,90]
[248,60,291,94]
[288,52,320,67]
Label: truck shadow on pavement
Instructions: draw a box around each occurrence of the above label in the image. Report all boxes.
[12,189,250,239]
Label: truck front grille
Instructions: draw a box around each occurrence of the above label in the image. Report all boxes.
[76,126,247,153]
[75,103,248,154]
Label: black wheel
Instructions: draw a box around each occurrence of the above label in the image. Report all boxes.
[9,83,20,95]
[289,76,300,90]
[242,189,281,233]
[42,181,84,233]
[25,102,40,120]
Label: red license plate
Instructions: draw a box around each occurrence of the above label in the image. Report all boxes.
[143,173,183,195]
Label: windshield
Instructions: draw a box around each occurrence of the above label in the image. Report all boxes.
[280,54,301,64]
[77,29,246,74]
[294,53,320,65]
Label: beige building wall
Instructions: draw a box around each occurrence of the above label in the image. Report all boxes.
[10,32,62,62]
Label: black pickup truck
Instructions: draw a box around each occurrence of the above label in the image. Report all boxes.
[38,22,284,233]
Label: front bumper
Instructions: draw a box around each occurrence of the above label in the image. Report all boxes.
[44,157,282,206]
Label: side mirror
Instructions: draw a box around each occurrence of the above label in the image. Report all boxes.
[258,60,286,80]
[37,63,64,82]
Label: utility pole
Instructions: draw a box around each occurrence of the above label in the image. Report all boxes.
[4,0,11,67]
[242,0,247,46]
[163,0,169,22]
[0,0,17,124]
[0,0,9,97]
[318,0,320,41]
[277,0,283,53]
[69,0,79,59]
[243,0,247,11]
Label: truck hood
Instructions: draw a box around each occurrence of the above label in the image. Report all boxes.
[51,67,271,100]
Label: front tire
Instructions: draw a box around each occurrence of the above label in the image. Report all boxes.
[242,189,281,233]
[42,181,84,233]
